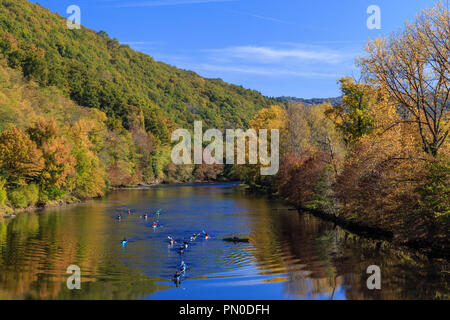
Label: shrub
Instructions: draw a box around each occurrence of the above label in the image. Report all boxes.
[8,183,39,208]
[8,189,28,208]
[23,183,39,205]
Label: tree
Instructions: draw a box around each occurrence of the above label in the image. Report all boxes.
[26,118,59,148]
[0,127,44,186]
[325,77,375,146]
[359,2,449,156]
[40,137,76,188]
[27,118,76,189]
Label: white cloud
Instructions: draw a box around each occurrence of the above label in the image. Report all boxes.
[206,45,352,65]
[182,63,340,78]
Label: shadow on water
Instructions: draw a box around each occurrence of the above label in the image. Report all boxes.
[0,182,448,299]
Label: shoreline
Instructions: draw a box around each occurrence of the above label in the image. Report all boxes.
[297,207,448,260]
[245,187,449,261]
[0,180,241,220]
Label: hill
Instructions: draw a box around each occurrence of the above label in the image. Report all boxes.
[276,96,342,107]
[0,0,279,213]
[0,0,275,145]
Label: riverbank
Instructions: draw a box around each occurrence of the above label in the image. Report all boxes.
[0,197,83,220]
[303,208,449,260]
[244,186,449,260]
[0,179,232,220]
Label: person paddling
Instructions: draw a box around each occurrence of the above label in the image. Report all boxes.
[173,271,181,286]
[180,261,187,272]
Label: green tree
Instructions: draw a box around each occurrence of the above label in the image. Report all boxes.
[325,77,375,146]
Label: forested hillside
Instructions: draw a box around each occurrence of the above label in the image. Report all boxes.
[0,0,274,141]
[0,0,277,214]
[276,96,342,107]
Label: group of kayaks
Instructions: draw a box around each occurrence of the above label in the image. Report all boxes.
[169,231,211,286]
[116,207,249,287]
[117,207,211,286]
[118,208,162,246]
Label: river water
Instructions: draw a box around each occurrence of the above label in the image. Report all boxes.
[0,182,448,299]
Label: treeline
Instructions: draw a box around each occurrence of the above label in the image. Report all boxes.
[237,4,449,251]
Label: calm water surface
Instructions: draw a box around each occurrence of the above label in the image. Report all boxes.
[0,182,448,299]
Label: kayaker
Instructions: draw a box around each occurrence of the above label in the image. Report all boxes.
[173,271,181,286]
[168,236,175,246]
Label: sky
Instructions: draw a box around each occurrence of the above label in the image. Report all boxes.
[31,0,443,98]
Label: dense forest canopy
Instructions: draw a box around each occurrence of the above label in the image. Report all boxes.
[0,0,279,213]
[0,0,275,144]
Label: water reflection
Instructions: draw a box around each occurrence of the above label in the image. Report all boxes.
[0,183,448,299]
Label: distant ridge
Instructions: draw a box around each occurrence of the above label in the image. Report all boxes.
[276,96,342,107]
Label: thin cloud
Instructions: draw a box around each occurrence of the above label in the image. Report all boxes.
[226,10,292,25]
[206,45,350,64]
[188,63,340,78]
[112,0,237,8]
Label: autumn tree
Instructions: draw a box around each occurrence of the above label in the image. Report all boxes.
[0,127,44,187]
[359,2,449,156]
[233,105,286,191]
[26,118,59,148]
[27,118,76,190]
[68,117,107,198]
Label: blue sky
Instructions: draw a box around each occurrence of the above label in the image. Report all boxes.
[32,0,441,98]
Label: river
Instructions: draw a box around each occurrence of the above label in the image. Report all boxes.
[0,182,448,299]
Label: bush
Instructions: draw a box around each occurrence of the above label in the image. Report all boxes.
[23,183,39,205]
[8,183,39,208]
[415,157,450,239]
[8,189,28,208]
[41,185,65,202]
